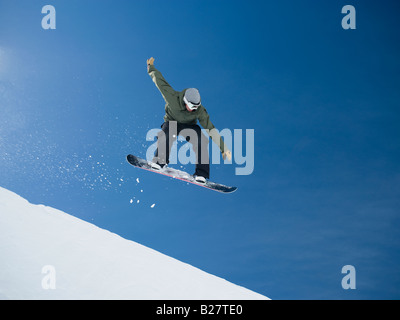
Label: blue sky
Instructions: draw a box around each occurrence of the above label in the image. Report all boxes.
[1,0,400,299]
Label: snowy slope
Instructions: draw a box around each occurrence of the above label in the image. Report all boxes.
[0,187,268,300]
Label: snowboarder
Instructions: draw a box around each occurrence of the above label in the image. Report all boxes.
[147,57,232,184]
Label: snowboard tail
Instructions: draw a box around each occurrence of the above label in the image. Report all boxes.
[126,154,237,194]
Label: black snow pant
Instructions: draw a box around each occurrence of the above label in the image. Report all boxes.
[153,121,210,179]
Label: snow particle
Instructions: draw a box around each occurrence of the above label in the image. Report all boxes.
[151,204,156,208]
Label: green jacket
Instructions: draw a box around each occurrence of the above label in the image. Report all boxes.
[148,65,226,153]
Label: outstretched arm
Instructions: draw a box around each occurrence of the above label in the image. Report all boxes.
[147,57,176,104]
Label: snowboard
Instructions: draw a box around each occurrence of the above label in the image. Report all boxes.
[126,154,237,194]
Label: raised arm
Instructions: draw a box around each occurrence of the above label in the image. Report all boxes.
[147,57,177,104]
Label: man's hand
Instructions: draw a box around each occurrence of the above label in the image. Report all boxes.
[147,57,155,66]
[222,149,232,161]
[147,57,155,72]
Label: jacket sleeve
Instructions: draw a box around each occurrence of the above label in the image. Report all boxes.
[198,107,227,154]
[148,65,177,104]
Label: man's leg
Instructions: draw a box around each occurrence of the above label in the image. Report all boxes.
[153,121,177,166]
[179,124,210,179]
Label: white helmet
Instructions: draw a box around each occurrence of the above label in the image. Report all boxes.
[183,88,201,110]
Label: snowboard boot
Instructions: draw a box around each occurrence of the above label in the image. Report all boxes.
[150,162,167,171]
[194,175,207,184]
[151,157,167,171]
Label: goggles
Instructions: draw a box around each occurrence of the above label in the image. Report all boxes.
[183,95,201,111]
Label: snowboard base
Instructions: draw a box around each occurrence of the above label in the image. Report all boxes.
[126,154,237,194]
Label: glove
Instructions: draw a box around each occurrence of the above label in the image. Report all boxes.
[222,149,232,161]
